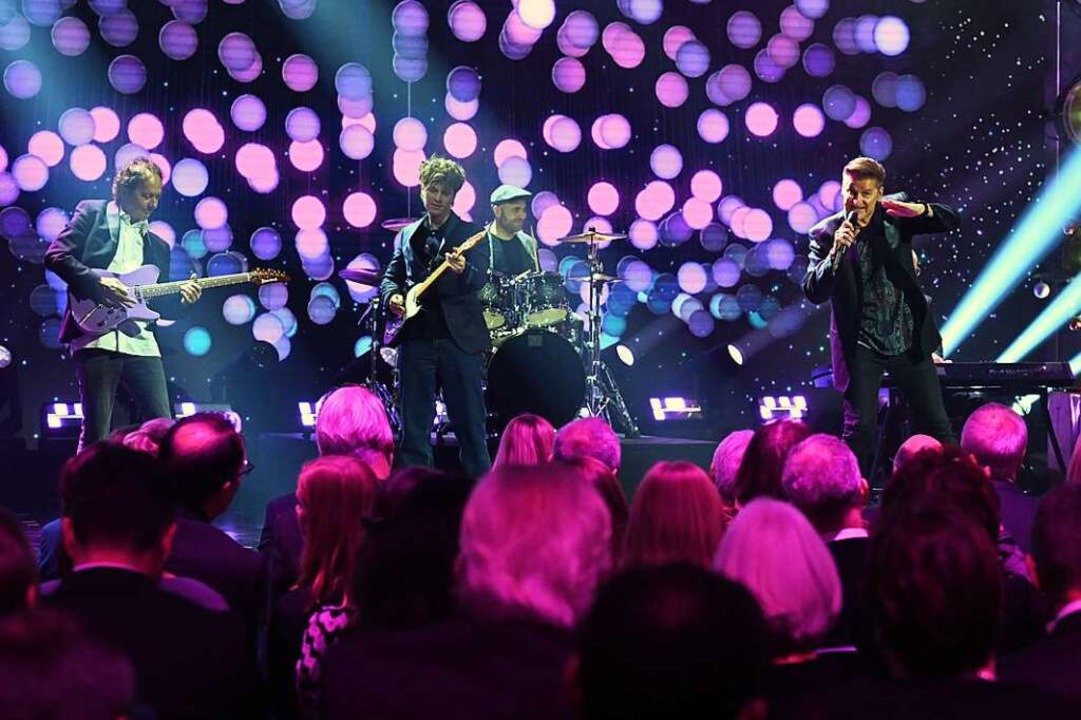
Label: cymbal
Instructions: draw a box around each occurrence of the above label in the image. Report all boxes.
[568,272,617,282]
[339,267,382,285]
[558,230,627,244]
[381,217,418,232]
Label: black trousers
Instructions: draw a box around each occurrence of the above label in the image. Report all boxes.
[843,344,955,478]
[397,337,491,479]
[73,348,171,451]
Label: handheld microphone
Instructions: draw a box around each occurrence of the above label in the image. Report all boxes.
[829,210,859,272]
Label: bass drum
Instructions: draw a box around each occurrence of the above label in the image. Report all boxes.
[486,328,586,431]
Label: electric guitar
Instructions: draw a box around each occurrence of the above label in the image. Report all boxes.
[71,265,289,337]
[383,228,488,346]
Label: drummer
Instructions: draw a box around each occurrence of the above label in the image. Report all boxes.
[488,184,539,278]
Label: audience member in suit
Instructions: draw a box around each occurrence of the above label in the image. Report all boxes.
[561,456,629,567]
[267,456,378,720]
[710,429,754,525]
[0,507,37,616]
[491,413,556,468]
[158,413,264,626]
[782,434,871,652]
[714,498,860,707]
[259,385,394,598]
[44,443,260,718]
[553,416,622,473]
[881,446,1047,654]
[321,464,611,720]
[732,419,812,507]
[961,402,1038,553]
[623,461,723,570]
[0,609,136,720]
[573,564,769,720]
[999,483,1081,696]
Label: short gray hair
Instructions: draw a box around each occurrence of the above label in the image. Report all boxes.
[711,429,754,501]
[781,434,863,532]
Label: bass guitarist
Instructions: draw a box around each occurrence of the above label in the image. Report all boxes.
[45,157,201,451]
[379,155,492,478]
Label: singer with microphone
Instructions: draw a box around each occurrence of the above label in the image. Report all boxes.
[803,156,960,477]
[44,157,202,451]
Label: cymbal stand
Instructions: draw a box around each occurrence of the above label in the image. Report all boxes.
[365,296,401,434]
[581,233,640,437]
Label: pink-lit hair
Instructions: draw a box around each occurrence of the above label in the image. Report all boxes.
[782,434,864,533]
[553,417,621,472]
[315,385,394,464]
[714,498,841,654]
[893,434,942,475]
[296,456,379,607]
[623,461,724,570]
[960,402,1027,481]
[561,455,629,567]
[492,414,555,469]
[710,429,754,502]
[457,464,611,628]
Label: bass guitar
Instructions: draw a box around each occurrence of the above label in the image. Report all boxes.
[383,228,488,346]
[71,265,288,337]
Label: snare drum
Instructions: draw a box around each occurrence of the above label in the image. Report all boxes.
[478,279,513,330]
[513,271,568,329]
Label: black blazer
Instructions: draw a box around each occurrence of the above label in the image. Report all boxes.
[44,199,181,343]
[379,213,491,354]
[803,202,960,393]
[993,479,1038,554]
[45,567,261,719]
[259,492,303,599]
[999,610,1081,698]
[823,536,871,652]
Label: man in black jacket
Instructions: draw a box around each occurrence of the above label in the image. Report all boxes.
[44,157,201,450]
[803,156,958,476]
[380,155,491,478]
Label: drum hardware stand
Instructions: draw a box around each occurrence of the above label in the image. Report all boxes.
[580,232,640,438]
[361,296,401,435]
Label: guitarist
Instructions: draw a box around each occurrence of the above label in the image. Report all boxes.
[44,157,201,451]
[380,156,492,478]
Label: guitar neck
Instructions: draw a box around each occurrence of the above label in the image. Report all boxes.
[138,272,253,299]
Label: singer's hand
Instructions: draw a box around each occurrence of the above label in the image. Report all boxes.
[832,222,857,256]
[180,273,202,304]
[881,199,928,218]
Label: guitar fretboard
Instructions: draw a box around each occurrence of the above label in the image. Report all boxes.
[138,272,254,299]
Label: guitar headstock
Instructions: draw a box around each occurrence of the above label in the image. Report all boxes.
[251,268,290,285]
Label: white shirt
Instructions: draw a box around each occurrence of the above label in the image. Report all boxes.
[71,202,161,357]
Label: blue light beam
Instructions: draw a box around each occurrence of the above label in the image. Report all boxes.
[998,277,1081,362]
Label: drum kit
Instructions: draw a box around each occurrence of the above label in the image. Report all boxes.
[339,227,639,438]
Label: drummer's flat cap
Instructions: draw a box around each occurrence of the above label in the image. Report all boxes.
[489,184,532,205]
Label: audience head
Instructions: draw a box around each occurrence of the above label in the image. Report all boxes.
[59,443,175,576]
[458,464,611,628]
[562,456,629,566]
[1030,483,1081,610]
[295,456,379,606]
[354,468,474,631]
[961,402,1028,483]
[710,429,754,505]
[0,610,135,720]
[782,434,867,535]
[314,385,395,475]
[120,417,174,457]
[623,461,724,570]
[892,434,942,475]
[553,417,621,473]
[733,419,811,506]
[493,413,556,468]
[0,508,36,615]
[158,413,246,518]
[868,505,1001,678]
[576,564,768,720]
[714,498,841,658]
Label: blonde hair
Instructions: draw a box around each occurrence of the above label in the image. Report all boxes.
[843,156,886,186]
[315,385,394,462]
[492,414,555,469]
[418,155,466,193]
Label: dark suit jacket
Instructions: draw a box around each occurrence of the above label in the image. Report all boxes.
[993,479,1038,554]
[321,614,574,720]
[823,536,871,651]
[803,202,960,393]
[379,213,490,354]
[259,492,303,599]
[44,199,181,343]
[45,567,261,719]
[999,609,1081,697]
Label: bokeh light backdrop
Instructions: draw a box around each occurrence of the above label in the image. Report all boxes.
[0,0,1061,434]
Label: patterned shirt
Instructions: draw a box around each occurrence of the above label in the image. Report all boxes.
[296,603,357,719]
[854,219,913,356]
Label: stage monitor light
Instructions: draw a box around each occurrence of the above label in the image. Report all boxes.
[727,344,744,366]
[649,396,702,421]
[615,343,635,366]
[42,401,83,435]
[174,402,242,433]
[758,395,808,423]
[298,400,320,429]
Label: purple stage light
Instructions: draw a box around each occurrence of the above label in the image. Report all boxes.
[822,84,856,122]
[70,145,106,182]
[796,0,830,20]
[343,254,381,303]
[0,207,32,240]
[253,312,285,344]
[629,219,658,251]
[449,1,486,42]
[660,213,694,247]
[108,55,147,94]
[844,96,871,129]
[393,32,429,61]
[687,310,714,338]
[596,114,631,150]
[718,64,752,104]
[282,54,318,92]
[28,132,64,167]
[4,60,41,99]
[875,15,909,56]
[872,71,899,108]
[675,39,710,78]
[0,145,6,173]
[553,57,586,94]
[292,196,327,231]
[59,108,96,146]
[99,8,137,47]
[766,238,796,270]
[742,208,773,242]
[222,294,256,325]
[340,125,375,160]
[818,180,842,212]
[498,19,534,61]
[497,155,532,187]
[562,9,598,50]
[682,198,713,230]
[286,107,321,142]
[635,181,675,221]
[29,284,62,316]
[772,179,803,211]
[754,51,785,84]
[0,14,30,51]
[444,123,478,159]
[736,284,764,313]
[833,18,859,55]
[159,20,198,60]
[218,31,256,72]
[745,103,779,137]
[231,95,266,132]
[663,26,695,61]
[717,196,745,226]
[787,201,817,234]
[277,0,315,21]
[338,94,372,119]
[447,66,481,102]
[712,258,741,289]
[150,153,172,186]
[620,0,662,25]
[745,246,771,277]
[518,0,555,30]
[650,144,683,179]
[780,5,814,41]
[655,71,688,108]
[860,127,893,161]
[536,204,573,247]
[0,173,19,205]
[767,35,800,69]
[296,230,329,262]
[793,103,825,138]
[710,293,740,321]
[392,0,428,36]
[183,109,225,154]
[310,282,341,310]
[392,148,426,187]
[128,113,164,150]
[691,170,723,203]
[258,282,288,311]
[171,158,209,198]
[452,180,476,217]
[52,16,90,56]
[621,257,653,290]
[89,107,120,142]
[227,51,263,83]
[250,227,281,260]
[602,22,645,69]
[895,74,926,111]
[148,221,175,248]
[173,0,209,24]
[194,197,228,230]
[392,54,428,83]
[22,1,60,27]
[802,43,835,77]
[335,63,373,101]
[35,207,68,243]
[12,154,48,192]
[855,15,879,54]
[726,10,761,49]
[206,250,245,276]
[697,109,730,144]
[531,190,558,218]
[203,225,233,253]
[547,116,581,153]
[234,143,276,179]
[587,182,620,216]
[700,223,728,252]
[393,117,427,151]
[445,93,478,121]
